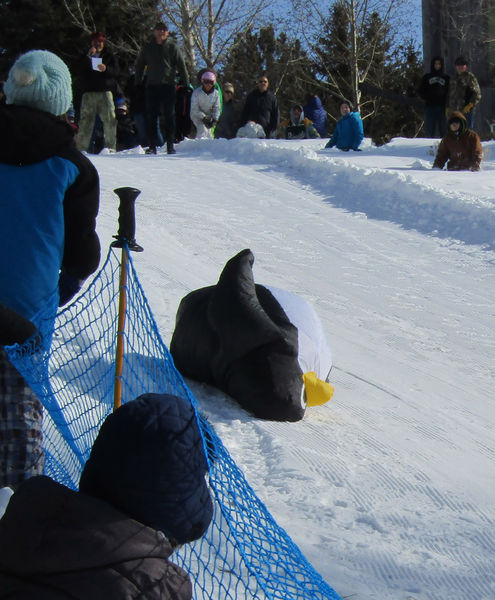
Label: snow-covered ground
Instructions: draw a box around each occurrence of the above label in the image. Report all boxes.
[89,136,494,600]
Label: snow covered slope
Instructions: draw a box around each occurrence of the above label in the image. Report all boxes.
[90,137,495,600]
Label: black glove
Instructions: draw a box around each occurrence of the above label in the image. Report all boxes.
[58,269,83,306]
[0,301,37,345]
[202,116,212,127]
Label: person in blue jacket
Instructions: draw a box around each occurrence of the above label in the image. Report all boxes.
[303,94,328,137]
[0,50,100,489]
[325,99,364,151]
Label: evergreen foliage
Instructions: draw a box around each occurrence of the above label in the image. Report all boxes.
[310,2,423,141]
[366,41,424,143]
[221,26,319,128]
[313,2,353,109]
[0,0,80,76]
[0,0,158,87]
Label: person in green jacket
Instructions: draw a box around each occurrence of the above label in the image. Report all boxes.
[135,22,190,154]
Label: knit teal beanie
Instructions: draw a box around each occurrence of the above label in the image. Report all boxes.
[4,50,72,116]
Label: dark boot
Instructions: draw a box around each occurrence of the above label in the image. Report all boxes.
[145,146,157,155]
[167,141,176,155]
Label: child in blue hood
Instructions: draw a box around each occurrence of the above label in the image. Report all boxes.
[325,100,364,151]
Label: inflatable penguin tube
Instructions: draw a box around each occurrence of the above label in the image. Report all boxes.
[170,249,334,422]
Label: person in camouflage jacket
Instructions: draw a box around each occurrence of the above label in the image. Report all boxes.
[447,56,481,130]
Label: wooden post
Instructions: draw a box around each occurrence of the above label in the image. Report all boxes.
[111,187,143,411]
[113,246,128,411]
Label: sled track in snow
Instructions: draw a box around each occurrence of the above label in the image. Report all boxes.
[184,140,495,253]
[192,364,495,600]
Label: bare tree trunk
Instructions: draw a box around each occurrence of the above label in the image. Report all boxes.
[349,0,360,108]
[179,0,198,74]
[291,0,409,115]
[159,0,271,71]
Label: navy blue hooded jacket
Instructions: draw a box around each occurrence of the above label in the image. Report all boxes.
[0,105,100,324]
[303,95,328,137]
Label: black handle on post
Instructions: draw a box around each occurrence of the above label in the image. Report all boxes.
[111,187,144,252]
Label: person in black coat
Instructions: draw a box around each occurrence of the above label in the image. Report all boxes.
[215,82,238,139]
[418,56,449,138]
[0,393,213,599]
[240,74,279,138]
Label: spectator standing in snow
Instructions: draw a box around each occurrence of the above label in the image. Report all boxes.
[278,103,320,139]
[447,56,481,130]
[240,74,279,138]
[125,73,150,148]
[0,50,100,489]
[135,22,190,154]
[433,111,482,171]
[75,31,118,152]
[418,56,449,137]
[325,100,364,151]
[175,84,194,142]
[0,393,213,598]
[303,93,327,137]
[190,71,221,139]
[215,82,238,139]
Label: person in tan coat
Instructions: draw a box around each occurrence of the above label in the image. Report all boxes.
[433,111,482,171]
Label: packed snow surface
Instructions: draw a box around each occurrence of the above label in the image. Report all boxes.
[89,137,495,600]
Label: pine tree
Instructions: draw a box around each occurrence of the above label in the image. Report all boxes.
[311,1,423,142]
[221,26,318,125]
[0,0,158,85]
[313,1,353,113]
[366,41,424,143]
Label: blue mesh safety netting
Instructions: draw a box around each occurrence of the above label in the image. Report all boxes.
[6,246,342,600]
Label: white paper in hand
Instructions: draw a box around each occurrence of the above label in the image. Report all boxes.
[91,57,102,71]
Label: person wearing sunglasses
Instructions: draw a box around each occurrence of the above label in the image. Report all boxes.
[215,82,238,139]
[190,70,221,139]
[240,74,279,138]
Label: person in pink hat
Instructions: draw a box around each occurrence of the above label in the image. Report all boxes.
[190,70,221,139]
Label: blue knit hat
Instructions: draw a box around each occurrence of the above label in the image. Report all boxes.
[4,50,72,116]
